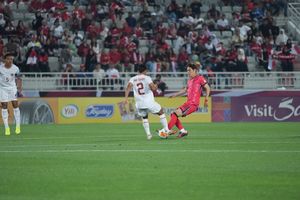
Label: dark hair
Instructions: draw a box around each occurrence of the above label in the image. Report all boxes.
[138,65,147,73]
[186,63,199,71]
[3,52,15,58]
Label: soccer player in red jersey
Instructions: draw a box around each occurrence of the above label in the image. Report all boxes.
[168,63,210,138]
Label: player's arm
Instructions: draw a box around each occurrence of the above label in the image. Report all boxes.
[170,87,187,98]
[124,82,133,104]
[16,74,22,93]
[149,82,158,92]
[203,83,210,107]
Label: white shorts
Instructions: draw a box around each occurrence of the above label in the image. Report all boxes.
[136,101,162,117]
[0,87,18,102]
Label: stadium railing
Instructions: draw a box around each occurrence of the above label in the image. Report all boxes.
[289,1,300,24]
[288,1,300,41]
[21,72,300,91]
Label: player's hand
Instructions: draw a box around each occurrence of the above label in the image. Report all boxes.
[204,99,208,107]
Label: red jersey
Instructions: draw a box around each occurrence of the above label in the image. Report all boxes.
[187,75,207,106]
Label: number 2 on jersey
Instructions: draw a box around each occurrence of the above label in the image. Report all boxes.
[137,83,145,95]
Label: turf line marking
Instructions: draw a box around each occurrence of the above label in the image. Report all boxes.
[1,141,300,149]
[1,149,300,153]
[1,135,300,141]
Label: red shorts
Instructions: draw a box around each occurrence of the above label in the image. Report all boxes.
[178,102,198,117]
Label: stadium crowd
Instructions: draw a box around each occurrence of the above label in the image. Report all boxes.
[0,0,299,83]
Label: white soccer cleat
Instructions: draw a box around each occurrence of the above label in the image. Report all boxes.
[147,134,152,140]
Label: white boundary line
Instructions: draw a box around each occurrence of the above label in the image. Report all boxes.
[0,149,300,153]
[0,134,299,141]
[1,141,300,149]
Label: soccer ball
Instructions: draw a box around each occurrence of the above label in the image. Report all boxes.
[158,129,168,139]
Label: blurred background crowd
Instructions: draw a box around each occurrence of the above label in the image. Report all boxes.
[0,0,299,80]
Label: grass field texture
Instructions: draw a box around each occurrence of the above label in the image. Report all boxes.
[0,123,300,200]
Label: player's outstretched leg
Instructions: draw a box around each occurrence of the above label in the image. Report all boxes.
[168,112,178,131]
[14,108,21,134]
[142,118,152,140]
[2,108,10,136]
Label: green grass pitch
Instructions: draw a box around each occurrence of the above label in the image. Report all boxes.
[0,123,300,200]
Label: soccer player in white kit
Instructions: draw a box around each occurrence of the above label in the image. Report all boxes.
[124,65,170,140]
[0,52,22,136]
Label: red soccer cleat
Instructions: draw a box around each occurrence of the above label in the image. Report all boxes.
[177,130,188,138]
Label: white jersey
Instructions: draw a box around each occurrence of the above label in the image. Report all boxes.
[129,74,155,108]
[0,63,20,89]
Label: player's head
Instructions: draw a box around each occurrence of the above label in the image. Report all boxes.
[3,52,14,68]
[138,65,147,74]
[186,63,199,78]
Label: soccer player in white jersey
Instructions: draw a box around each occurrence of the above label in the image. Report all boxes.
[0,52,22,136]
[124,65,170,140]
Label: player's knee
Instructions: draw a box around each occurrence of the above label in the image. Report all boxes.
[174,109,182,116]
[12,102,18,109]
[157,108,164,115]
[1,103,8,109]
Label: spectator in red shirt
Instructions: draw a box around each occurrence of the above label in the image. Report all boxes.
[86,21,99,40]
[132,23,142,38]
[77,40,90,61]
[109,47,122,66]
[273,46,296,71]
[43,0,55,11]
[29,0,43,12]
[38,49,50,72]
[72,4,85,19]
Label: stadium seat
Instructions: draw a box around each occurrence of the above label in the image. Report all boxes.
[48,57,60,72]
[222,31,232,38]
[139,40,149,47]
[18,2,28,12]
[222,6,232,13]
[201,5,210,13]
[72,56,82,71]
[139,47,149,54]
[232,6,242,12]
[9,2,17,11]
[13,13,24,21]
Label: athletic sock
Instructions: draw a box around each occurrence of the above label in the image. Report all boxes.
[13,108,20,127]
[142,118,151,136]
[159,114,169,131]
[176,118,184,130]
[168,113,178,130]
[180,128,187,133]
[1,109,9,129]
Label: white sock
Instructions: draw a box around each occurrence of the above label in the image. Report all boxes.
[159,114,169,131]
[1,109,9,129]
[13,108,20,127]
[180,128,187,133]
[142,119,151,136]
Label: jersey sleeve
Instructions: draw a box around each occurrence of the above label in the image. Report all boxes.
[145,76,153,85]
[198,76,207,87]
[129,77,134,85]
[15,67,21,78]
